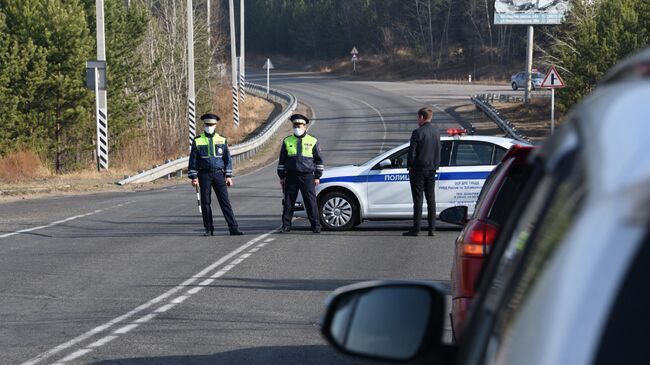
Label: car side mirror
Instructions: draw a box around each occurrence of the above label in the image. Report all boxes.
[439,206,469,226]
[379,159,392,169]
[321,281,448,363]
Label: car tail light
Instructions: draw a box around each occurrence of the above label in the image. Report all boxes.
[461,220,498,257]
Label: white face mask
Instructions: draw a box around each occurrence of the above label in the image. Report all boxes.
[204,125,216,134]
[293,127,305,136]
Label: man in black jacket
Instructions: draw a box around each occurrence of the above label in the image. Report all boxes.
[404,107,441,237]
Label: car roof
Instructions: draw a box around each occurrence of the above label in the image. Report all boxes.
[570,78,650,199]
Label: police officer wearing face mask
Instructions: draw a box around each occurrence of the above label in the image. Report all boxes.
[277,114,324,233]
[188,113,243,236]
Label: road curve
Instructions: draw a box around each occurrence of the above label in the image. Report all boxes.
[0,72,507,365]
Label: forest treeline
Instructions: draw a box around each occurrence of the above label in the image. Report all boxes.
[0,0,648,174]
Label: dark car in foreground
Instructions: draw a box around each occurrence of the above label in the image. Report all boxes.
[320,48,650,365]
[441,144,534,340]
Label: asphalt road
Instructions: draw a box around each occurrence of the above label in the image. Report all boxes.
[0,72,510,365]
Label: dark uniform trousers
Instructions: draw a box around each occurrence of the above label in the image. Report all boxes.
[198,170,238,231]
[409,169,436,232]
[282,172,320,229]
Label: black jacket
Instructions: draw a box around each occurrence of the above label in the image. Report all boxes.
[407,122,441,171]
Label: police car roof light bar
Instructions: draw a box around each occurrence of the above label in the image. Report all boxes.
[447,128,467,136]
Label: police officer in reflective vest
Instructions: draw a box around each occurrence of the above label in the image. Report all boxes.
[188,113,243,236]
[277,114,324,233]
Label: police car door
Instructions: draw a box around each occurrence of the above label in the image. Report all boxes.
[436,141,501,215]
[366,147,412,217]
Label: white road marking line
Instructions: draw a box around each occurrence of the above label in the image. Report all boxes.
[199,278,215,286]
[22,230,275,365]
[222,264,236,271]
[171,295,190,304]
[154,303,177,313]
[248,247,260,253]
[113,323,139,335]
[187,286,203,295]
[349,96,387,154]
[240,253,252,259]
[210,269,229,279]
[257,242,268,248]
[134,313,158,324]
[52,349,92,363]
[87,335,118,348]
[230,258,244,265]
[264,238,275,243]
[0,201,132,239]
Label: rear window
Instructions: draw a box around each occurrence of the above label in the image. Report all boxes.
[486,164,531,225]
[452,142,494,166]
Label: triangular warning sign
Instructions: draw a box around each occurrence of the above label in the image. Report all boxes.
[350,46,359,55]
[541,65,565,88]
[263,59,274,69]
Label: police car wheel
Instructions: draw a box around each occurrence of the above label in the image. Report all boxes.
[319,191,357,231]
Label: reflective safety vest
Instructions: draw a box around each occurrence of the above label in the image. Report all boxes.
[195,133,227,158]
[284,134,317,158]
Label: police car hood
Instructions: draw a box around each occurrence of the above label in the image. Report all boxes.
[320,165,366,182]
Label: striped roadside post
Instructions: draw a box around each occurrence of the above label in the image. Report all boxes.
[229,0,239,127]
[97,104,108,170]
[187,0,196,147]
[238,0,245,103]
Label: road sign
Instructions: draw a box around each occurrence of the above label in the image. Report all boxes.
[351,54,358,62]
[263,58,273,95]
[542,65,565,88]
[350,46,359,55]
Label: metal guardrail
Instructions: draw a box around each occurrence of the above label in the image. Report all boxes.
[117,82,297,185]
[471,95,531,144]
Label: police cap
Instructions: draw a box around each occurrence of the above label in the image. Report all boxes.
[289,113,309,125]
[200,113,220,125]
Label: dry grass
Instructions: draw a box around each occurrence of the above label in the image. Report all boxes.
[0,85,278,199]
[0,150,50,183]
[210,86,277,144]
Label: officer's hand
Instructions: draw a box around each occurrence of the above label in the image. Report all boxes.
[191,179,199,187]
[280,178,285,188]
[226,177,233,187]
[314,179,320,186]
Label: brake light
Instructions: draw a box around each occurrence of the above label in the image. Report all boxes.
[461,220,498,257]
[447,128,466,136]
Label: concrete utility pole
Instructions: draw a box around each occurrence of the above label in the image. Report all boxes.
[187,0,196,148]
[207,0,211,49]
[525,25,534,104]
[239,0,246,103]
[96,0,108,170]
[229,0,239,127]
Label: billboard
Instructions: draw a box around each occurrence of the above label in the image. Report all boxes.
[494,0,570,25]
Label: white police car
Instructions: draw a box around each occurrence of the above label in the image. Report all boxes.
[296,130,526,231]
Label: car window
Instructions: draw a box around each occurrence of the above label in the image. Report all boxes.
[372,148,408,170]
[485,163,530,226]
[484,152,587,364]
[492,147,507,165]
[451,142,495,166]
[594,230,650,365]
[440,141,451,167]
[471,159,511,220]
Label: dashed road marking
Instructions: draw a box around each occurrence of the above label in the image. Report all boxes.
[0,201,133,239]
[22,229,277,365]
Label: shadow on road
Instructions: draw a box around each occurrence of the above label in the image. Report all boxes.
[89,345,390,365]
